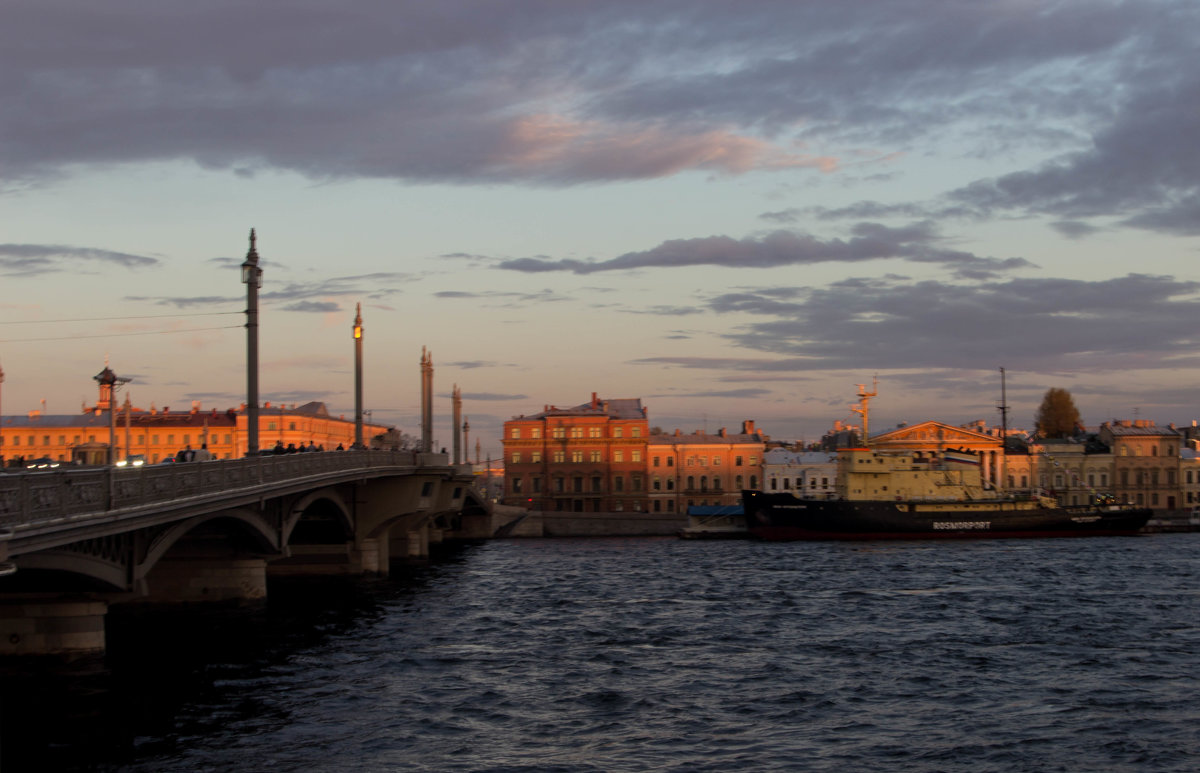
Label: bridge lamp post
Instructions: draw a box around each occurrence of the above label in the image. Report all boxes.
[93,364,129,466]
[241,229,263,457]
[353,303,363,449]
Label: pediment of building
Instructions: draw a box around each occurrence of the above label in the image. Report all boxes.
[871,420,1001,449]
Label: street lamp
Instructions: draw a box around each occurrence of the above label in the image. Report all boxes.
[241,229,263,456]
[353,303,363,448]
[93,363,129,465]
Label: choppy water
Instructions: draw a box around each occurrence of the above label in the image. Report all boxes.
[4,534,1200,771]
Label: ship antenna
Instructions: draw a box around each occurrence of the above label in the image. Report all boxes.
[851,376,878,448]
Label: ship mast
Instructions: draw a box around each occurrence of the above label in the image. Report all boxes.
[997,367,1009,493]
[851,376,878,448]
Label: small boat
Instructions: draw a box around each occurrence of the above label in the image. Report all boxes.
[742,446,1152,541]
[678,505,748,539]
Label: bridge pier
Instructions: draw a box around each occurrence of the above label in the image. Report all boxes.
[138,557,269,604]
[0,597,107,657]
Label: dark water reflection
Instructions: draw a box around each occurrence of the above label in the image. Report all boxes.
[3,535,1199,771]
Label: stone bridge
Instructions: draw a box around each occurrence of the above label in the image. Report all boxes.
[0,451,490,656]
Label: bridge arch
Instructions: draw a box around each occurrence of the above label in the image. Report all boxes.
[136,507,283,583]
[283,486,354,546]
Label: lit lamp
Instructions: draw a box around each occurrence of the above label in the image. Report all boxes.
[93,364,129,465]
[242,229,263,456]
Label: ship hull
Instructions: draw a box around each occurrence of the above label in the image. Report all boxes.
[742,490,1152,541]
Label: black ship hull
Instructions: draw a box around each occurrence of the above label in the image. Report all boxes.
[742,490,1152,541]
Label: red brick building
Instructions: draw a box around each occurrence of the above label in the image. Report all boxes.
[502,393,649,512]
[647,422,766,514]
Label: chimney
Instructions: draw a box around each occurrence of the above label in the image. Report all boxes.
[719,428,727,438]
[264,401,271,409]
[591,392,598,408]
[742,420,756,435]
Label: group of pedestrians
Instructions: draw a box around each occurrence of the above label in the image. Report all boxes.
[174,444,213,462]
[270,440,337,454]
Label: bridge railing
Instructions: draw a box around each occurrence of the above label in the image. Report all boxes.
[0,450,454,528]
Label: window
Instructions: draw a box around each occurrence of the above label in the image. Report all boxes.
[632,476,642,491]
[152,435,158,444]
[666,479,674,490]
[712,456,720,466]
[592,477,602,492]
[511,452,522,464]
[614,451,624,462]
[653,476,661,491]
[553,451,565,463]
[570,427,583,439]
[11,437,17,446]
[513,478,523,493]
[572,451,583,463]
[736,455,743,466]
[589,427,601,438]
[653,456,660,467]
[552,427,565,439]
[59,435,66,445]
[614,476,624,492]
[554,477,564,493]
[590,450,601,463]
[531,427,541,439]
[573,477,583,493]
[667,458,674,467]
[42,435,50,446]
[613,428,623,438]
[749,476,758,489]
[749,456,758,465]
[736,475,744,489]
[714,477,722,490]
[687,476,695,490]
[167,434,174,445]
[631,427,641,438]
[632,450,642,463]
[288,423,296,431]
[510,428,521,439]
[531,451,542,463]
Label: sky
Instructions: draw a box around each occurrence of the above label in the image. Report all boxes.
[2,0,1199,457]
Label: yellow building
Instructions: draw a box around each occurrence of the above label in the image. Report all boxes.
[2,378,388,466]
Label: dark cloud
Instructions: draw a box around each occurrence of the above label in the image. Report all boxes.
[124,294,236,308]
[496,222,1034,278]
[0,243,159,277]
[3,0,1193,217]
[280,301,340,313]
[647,388,774,400]
[705,273,1200,373]
[463,392,528,402]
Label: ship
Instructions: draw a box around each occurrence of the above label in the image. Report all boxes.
[742,445,1152,541]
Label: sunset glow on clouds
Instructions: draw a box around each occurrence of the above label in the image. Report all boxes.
[1,1,1198,452]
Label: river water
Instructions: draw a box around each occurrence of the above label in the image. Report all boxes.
[4,534,1199,771]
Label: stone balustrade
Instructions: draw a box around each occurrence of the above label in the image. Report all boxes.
[0,450,456,528]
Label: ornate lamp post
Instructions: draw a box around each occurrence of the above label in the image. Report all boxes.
[241,229,263,456]
[93,363,129,465]
[353,303,363,448]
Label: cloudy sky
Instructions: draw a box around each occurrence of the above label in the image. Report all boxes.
[2,1,1198,455]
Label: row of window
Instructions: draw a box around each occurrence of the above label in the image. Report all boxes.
[0,433,234,448]
[511,450,645,464]
[769,477,831,490]
[510,426,644,440]
[511,475,645,494]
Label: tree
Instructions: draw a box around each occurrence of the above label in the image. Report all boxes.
[1034,388,1082,438]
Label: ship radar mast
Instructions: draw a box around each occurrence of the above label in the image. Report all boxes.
[850,376,878,447]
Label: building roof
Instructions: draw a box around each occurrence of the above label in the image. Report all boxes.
[516,394,646,421]
[1101,420,1180,437]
